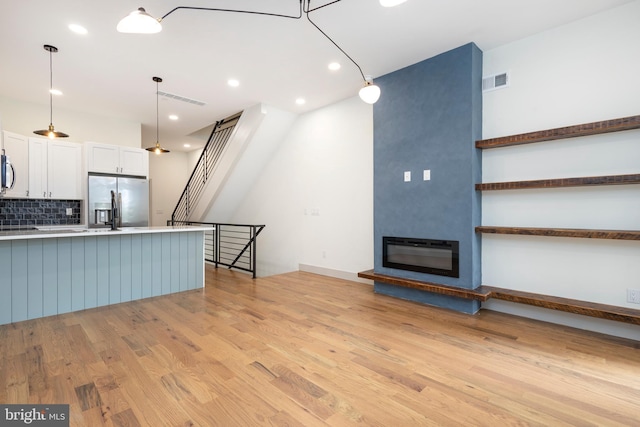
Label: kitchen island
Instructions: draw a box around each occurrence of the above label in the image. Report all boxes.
[0,226,213,325]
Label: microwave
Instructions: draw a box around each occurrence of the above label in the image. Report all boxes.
[1,149,15,191]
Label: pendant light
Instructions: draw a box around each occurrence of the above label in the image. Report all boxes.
[117,7,162,34]
[359,77,381,104]
[146,76,170,154]
[34,45,69,138]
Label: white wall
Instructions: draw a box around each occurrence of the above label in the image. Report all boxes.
[227,96,374,279]
[481,1,640,339]
[0,96,140,147]
[203,104,297,222]
[148,151,192,226]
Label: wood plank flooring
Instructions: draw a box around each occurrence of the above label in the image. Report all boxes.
[1,265,639,426]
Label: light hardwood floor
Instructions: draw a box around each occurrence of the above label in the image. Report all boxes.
[1,265,639,426]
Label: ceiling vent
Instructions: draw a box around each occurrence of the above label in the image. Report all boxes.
[157,91,206,106]
[482,71,510,92]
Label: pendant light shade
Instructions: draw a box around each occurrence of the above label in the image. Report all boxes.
[146,77,170,154]
[117,7,162,33]
[359,80,381,104]
[34,45,69,138]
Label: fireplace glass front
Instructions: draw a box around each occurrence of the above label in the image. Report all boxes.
[383,236,459,278]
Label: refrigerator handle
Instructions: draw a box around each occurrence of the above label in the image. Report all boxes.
[118,192,123,227]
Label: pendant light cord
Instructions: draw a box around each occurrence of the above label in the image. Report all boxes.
[160,1,303,21]
[304,0,367,83]
[157,0,366,83]
[156,79,159,145]
[48,49,53,125]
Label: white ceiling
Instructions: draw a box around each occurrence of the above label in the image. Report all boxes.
[0,0,633,152]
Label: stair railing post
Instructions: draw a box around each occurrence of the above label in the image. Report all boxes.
[251,226,256,278]
[214,223,219,269]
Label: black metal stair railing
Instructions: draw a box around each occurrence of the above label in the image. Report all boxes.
[168,220,265,278]
[171,111,242,223]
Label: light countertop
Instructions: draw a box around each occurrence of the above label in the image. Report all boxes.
[0,225,214,241]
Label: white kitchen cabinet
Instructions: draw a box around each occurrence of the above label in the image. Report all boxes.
[85,142,148,177]
[28,137,82,200]
[1,131,29,198]
[27,138,47,198]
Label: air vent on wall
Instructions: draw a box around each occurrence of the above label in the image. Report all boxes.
[482,71,510,92]
[157,91,206,106]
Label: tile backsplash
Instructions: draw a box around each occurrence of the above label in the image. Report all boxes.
[0,198,82,229]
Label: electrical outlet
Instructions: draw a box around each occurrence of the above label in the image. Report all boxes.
[66,208,73,216]
[627,289,640,304]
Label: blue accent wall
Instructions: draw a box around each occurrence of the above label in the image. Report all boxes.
[373,43,482,313]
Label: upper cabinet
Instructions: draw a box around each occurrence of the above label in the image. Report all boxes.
[85,142,148,177]
[28,137,82,200]
[1,131,29,198]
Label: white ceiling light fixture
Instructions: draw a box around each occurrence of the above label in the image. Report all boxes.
[49,89,63,96]
[34,45,69,139]
[359,77,381,104]
[328,62,341,71]
[169,114,179,120]
[227,79,240,87]
[379,0,409,7]
[145,77,170,155]
[295,98,306,105]
[117,7,162,33]
[117,1,381,104]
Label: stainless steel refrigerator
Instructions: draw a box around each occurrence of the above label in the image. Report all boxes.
[87,174,149,228]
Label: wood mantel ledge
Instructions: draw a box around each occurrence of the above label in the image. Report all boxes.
[358,270,492,301]
[359,269,640,325]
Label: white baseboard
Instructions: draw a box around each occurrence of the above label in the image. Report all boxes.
[298,264,373,285]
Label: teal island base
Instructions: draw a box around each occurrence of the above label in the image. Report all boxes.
[0,227,207,325]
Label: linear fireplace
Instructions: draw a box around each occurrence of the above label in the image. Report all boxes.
[383,236,459,278]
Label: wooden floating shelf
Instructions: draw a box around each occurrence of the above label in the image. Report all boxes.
[360,270,640,325]
[482,287,640,325]
[476,173,640,191]
[476,114,640,149]
[475,226,640,241]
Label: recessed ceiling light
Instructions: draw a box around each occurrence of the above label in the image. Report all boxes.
[227,79,240,87]
[49,89,63,96]
[169,114,178,120]
[379,0,408,7]
[328,62,341,71]
[68,24,88,34]
[295,98,306,105]
[183,144,191,148]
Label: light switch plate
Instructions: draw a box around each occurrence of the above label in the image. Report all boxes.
[404,171,411,182]
[423,170,431,181]
[66,208,73,216]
